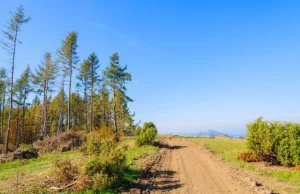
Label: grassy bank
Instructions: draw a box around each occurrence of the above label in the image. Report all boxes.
[0,150,82,181]
[0,137,159,193]
[186,137,300,193]
[123,137,159,184]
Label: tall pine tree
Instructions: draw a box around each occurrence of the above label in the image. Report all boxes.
[103,52,132,133]
[58,32,79,131]
[33,53,57,138]
[1,5,30,152]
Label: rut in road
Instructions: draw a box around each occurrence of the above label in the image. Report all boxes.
[130,137,264,194]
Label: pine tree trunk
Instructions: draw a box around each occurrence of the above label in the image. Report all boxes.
[41,80,48,138]
[67,67,72,131]
[112,88,118,133]
[14,108,20,149]
[5,26,18,153]
[90,66,94,132]
[21,88,27,144]
[0,102,2,144]
[1,91,5,144]
[57,80,64,133]
[84,85,88,133]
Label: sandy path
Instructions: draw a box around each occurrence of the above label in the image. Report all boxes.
[152,137,253,194]
[126,137,266,194]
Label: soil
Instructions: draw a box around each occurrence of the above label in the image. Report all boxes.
[125,137,275,194]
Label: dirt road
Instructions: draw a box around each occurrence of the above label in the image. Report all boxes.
[129,137,269,194]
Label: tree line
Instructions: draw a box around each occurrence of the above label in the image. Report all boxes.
[0,6,134,153]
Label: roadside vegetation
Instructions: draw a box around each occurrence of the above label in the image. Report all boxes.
[241,117,300,167]
[186,136,300,193]
[0,131,159,193]
[135,122,158,147]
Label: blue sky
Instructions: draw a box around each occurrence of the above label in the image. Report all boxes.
[1,0,300,135]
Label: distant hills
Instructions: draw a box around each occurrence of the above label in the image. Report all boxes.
[172,130,245,139]
[197,130,245,139]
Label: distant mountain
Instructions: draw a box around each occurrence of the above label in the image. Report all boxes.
[198,130,244,139]
[198,130,225,137]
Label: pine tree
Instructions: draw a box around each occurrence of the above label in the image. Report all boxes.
[58,32,79,131]
[77,59,91,132]
[0,68,7,144]
[33,52,57,138]
[13,65,31,147]
[87,53,100,132]
[1,5,30,152]
[103,52,132,133]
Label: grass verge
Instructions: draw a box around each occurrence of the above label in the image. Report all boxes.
[123,137,159,184]
[186,137,300,193]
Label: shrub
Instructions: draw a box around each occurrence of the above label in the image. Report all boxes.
[33,131,82,153]
[277,123,300,166]
[244,118,300,166]
[83,132,127,190]
[54,159,79,184]
[237,151,262,162]
[135,122,158,146]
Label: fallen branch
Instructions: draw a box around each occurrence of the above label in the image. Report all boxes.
[48,178,79,192]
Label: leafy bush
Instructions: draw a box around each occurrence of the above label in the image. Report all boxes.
[277,123,300,166]
[244,118,300,166]
[83,132,127,190]
[135,122,158,146]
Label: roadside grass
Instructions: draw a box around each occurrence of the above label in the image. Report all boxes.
[0,150,82,181]
[0,137,159,193]
[123,137,159,184]
[186,137,300,193]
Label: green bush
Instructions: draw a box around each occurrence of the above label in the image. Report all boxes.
[135,122,158,146]
[83,132,127,190]
[277,123,300,166]
[245,118,300,166]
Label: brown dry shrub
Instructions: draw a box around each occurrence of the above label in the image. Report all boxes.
[54,159,79,185]
[291,165,300,171]
[238,151,262,162]
[0,153,13,163]
[0,146,38,163]
[33,131,83,153]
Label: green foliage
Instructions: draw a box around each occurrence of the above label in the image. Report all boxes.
[83,132,127,190]
[103,52,133,132]
[277,123,300,166]
[57,31,79,66]
[135,122,158,146]
[246,118,300,166]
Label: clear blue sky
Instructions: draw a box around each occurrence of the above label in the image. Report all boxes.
[1,0,300,135]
